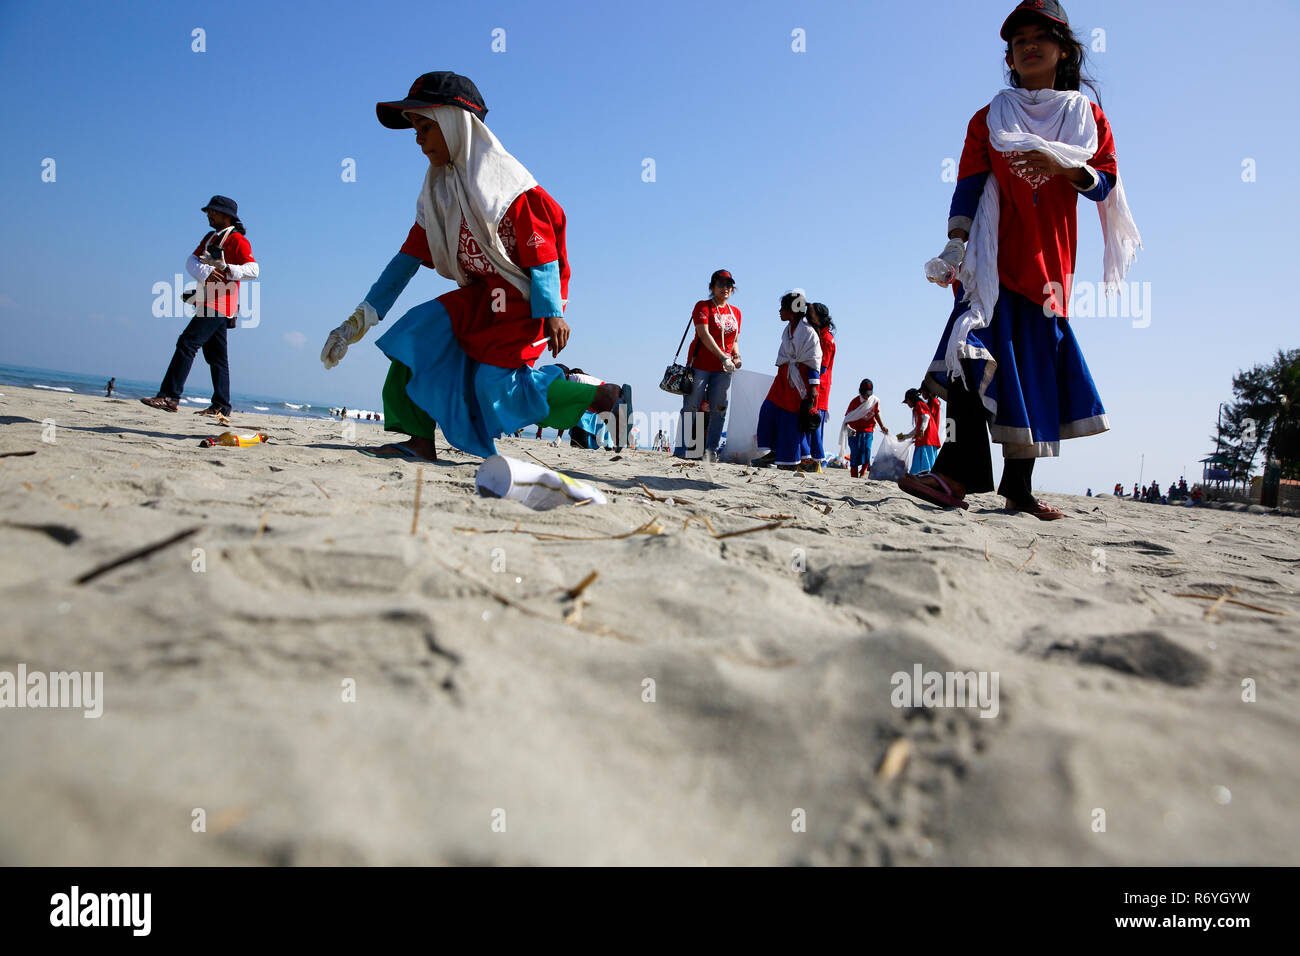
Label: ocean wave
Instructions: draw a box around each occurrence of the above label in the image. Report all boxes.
[253,405,270,411]
[284,402,309,409]
[32,385,74,392]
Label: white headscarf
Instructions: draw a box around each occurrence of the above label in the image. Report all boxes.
[946,88,1142,382]
[405,106,538,299]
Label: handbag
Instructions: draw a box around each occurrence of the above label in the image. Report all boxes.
[658,316,697,396]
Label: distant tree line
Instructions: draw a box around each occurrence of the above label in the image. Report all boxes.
[1213,348,1299,482]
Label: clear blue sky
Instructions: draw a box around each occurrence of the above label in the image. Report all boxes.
[2,0,1296,493]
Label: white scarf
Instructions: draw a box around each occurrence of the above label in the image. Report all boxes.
[407,106,538,299]
[774,317,822,399]
[947,88,1142,382]
[838,394,879,459]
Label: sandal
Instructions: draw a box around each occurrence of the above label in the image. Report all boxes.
[1005,498,1065,521]
[140,396,179,412]
[194,405,230,417]
[898,472,969,510]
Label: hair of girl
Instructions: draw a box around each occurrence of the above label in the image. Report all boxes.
[780,291,807,316]
[232,218,247,236]
[810,302,835,332]
[1004,19,1101,105]
[859,378,872,393]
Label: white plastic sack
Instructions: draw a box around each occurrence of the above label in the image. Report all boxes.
[721,369,776,463]
[867,434,913,481]
[476,455,607,510]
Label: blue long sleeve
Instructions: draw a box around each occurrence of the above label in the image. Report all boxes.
[1079,169,1115,203]
[529,260,563,318]
[949,172,989,223]
[364,252,422,320]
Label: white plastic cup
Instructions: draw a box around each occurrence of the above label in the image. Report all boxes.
[475,455,606,511]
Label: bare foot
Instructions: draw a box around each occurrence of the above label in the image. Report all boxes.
[402,436,437,461]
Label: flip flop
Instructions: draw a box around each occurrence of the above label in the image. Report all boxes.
[898,472,969,510]
[1005,498,1065,521]
[357,442,435,462]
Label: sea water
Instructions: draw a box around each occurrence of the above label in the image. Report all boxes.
[0,363,383,422]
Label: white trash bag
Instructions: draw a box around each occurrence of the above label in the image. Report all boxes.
[867,434,913,481]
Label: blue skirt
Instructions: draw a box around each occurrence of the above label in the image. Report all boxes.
[924,284,1108,457]
[375,298,564,460]
[756,399,805,466]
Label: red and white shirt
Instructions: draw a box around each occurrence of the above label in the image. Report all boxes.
[845,394,884,433]
[687,300,741,373]
[957,101,1119,316]
[189,228,257,318]
[398,185,569,367]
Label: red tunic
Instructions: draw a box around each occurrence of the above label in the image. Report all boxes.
[686,300,741,373]
[846,395,884,434]
[957,102,1118,317]
[764,322,821,414]
[815,328,835,412]
[399,185,569,368]
[921,396,942,447]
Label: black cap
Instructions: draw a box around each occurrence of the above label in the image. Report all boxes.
[710,269,735,287]
[201,195,238,218]
[903,388,921,405]
[377,71,488,129]
[1000,0,1070,41]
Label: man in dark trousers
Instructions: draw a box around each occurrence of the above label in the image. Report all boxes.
[142,196,259,416]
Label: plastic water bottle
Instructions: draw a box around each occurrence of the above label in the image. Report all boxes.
[201,431,268,448]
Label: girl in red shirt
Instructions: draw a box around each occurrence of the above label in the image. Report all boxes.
[319,71,632,461]
[901,0,1140,520]
[801,302,836,472]
[677,269,742,460]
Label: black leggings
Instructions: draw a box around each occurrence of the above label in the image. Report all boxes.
[931,371,1035,506]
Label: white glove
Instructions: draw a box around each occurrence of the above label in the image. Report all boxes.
[200,252,224,267]
[321,303,379,370]
[722,357,737,373]
[924,238,966,287]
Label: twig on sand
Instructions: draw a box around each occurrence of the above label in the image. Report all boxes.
[564,570,599,601]
[751,513,796,521]
[434,557,638,642]
[523,449,551,468]
[410,465,423,534]
[75,525,202,585]
[985,542,991,562]
[682,513,718,534]
[877,738,911,781]
[311,479,331,499]
[1172,591,1287,617]
[711,520,787,541]
[453,515,667,542]
[1016,551,1038,573]
[253,511,269,541]
[638,482,697,506]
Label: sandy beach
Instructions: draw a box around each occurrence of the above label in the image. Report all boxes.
[1,384,1296,866]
